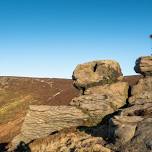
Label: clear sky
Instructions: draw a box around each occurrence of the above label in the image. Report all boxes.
[0,0,152,78]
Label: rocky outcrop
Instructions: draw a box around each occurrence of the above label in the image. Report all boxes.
[108,56,152,151]
[134,56,152,76]
[123,118,152,152]
[10,80,129,150]
[2,56,152,152]
[72,60,122,91]
[8,59,128,151]
[0,75,140,147]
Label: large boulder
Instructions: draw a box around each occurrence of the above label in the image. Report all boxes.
[72,60,122,91]
[134,56,152,76]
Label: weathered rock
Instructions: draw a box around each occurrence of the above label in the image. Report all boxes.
[122,118,152,152]
[72,60,122,90]
[85,82,129,108]
[121,103,152,117]
[71,94,115,125]
[9,105,90,151]
[70,83,128,125]
[70,82,128,125]
[134,56,152,76]
[29,129,111,152]
[108,72,152,151]
[129,77,152,104]
[110,76,152,147]
[109,116,143,144]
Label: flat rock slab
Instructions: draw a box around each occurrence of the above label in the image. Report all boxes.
[71,94,115,125]
[9,105,90,150]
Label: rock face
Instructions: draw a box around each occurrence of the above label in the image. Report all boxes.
[134,56,152,76]
[72,60,122,91]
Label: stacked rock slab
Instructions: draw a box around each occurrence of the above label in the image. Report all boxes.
[9,60,128,151]
[123,56,152,151]
[109,56,152,151]
[130,56,152,105]
[8,105,90,151]
[71,60,128,125]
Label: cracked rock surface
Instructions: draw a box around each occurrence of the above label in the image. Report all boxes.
[72,60,122,91]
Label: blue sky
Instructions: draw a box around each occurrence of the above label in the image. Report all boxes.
[0,0,152,78]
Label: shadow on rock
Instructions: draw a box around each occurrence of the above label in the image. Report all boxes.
[0,143,8,152]
[14,141,31,152]
[77,110,121,144]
